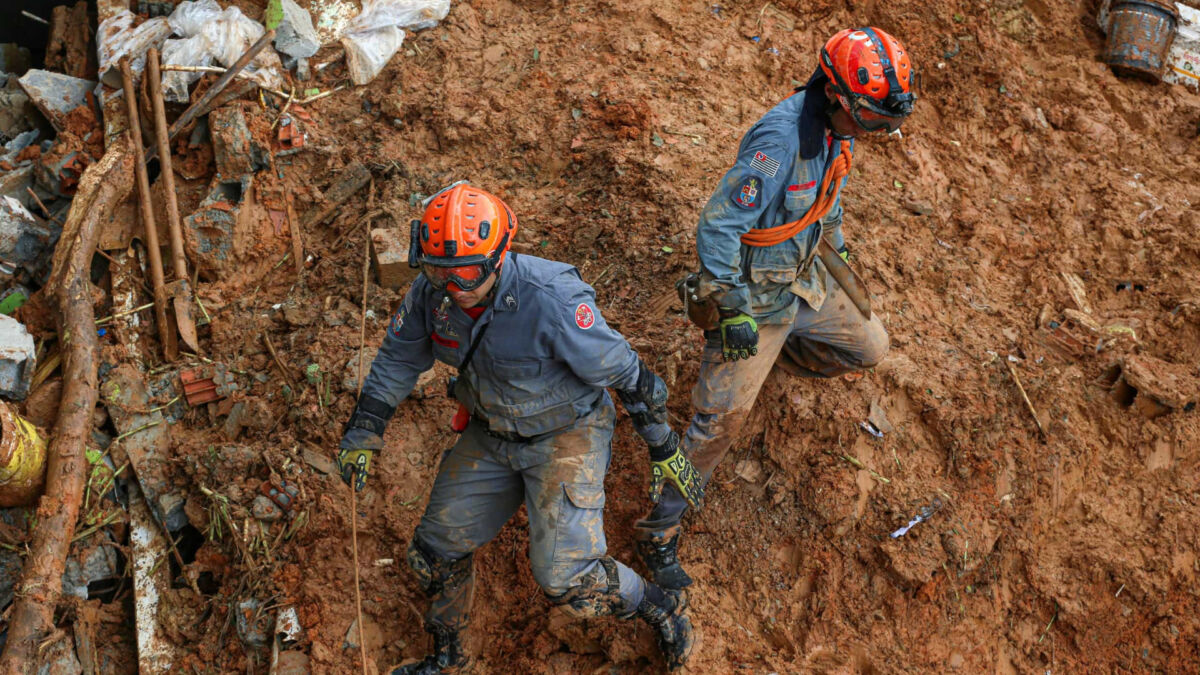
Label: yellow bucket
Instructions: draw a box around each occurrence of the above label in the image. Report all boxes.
[0,401,48,507]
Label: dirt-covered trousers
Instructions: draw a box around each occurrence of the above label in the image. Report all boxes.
[636,280,889,535]
[411,400,648,630]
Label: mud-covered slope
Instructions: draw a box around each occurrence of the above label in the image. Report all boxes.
[161,0,1200,672]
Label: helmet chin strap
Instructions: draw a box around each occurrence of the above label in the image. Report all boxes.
[822,97,856,140]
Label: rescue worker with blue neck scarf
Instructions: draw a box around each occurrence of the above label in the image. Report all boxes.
[337,183,703,673]
[634,28,918,589]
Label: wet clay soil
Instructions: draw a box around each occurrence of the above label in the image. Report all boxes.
[33,0,1200,672]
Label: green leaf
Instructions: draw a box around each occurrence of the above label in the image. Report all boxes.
[263,0,284,30]
[540,240,549,248]
[661,246,674,253]
[304,87,321,97]
[533,47,540,61]
[953,13,964,22]
[893,179,903,188]
[86,448,103,465]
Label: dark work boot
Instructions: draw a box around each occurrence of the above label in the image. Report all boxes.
[390,624,469,674]
[637,527,692,589]
[636,586,694,671]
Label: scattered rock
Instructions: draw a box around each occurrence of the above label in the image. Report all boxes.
[275,650,310,675]
[236,598,270,647]
[902,198,934,216]
[208,105,270,179]
[371,227,417,290]
[15,70,95,133]
[251,494,284,522]
[868,400,895,435]
[274,0,320,60]
[301,445,337,475]
[0,313,35,400]
[1102,355,1198,418]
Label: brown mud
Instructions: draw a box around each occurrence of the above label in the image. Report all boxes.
[20,0,1200,672]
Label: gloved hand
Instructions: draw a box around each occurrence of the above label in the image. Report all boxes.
[838,245,850,262]
[718,310,758,362]
[337,447,375,492]
[648,431,704,509]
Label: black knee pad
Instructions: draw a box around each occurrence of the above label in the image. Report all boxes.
[406,538,473,598]
[547,557,627,619]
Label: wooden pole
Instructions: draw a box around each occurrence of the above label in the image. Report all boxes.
[146,48,200,352]
[120,57,176,361]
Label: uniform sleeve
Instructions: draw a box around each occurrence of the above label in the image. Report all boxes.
[549,272,641,391]
[550,274,672,446]
[343,280,435,449]
[695,133,793,315]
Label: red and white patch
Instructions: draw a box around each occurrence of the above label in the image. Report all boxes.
[574,303,595,330]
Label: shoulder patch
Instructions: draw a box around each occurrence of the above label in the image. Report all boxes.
[574,303,595,330]
[730,173,765,210]
[389,304,407,336]
[750,150,781,178]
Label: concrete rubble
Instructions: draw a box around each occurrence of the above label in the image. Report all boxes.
[274,0,321,62]
[183,174,256,275]
[371,226,417,290]
[16,70,96,133]
[0,314,35,400]
[209,104,270,178]
[101,365,187,532]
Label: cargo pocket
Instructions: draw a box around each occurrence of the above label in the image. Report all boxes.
[552,482,607,564]
[493,359,543,400]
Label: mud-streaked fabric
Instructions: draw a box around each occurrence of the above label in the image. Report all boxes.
[414,402,648,629]
[343,253,669,449]
[636,280,889,534]
[695,89,854,323]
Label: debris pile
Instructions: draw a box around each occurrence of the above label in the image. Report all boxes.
[0,0,447,670]
[0,0,1195,673]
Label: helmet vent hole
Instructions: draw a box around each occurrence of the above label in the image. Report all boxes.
[857,67,869,85]
[480,220,491,239]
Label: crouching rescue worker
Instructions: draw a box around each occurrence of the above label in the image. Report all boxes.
[635,28,918,588]
[337,183,704,673]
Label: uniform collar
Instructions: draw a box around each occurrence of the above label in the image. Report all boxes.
[492,253,520,312]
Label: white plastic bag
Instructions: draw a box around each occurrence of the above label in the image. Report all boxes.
[202,7,284,90]
[340,0,451,85]
[160,35,214,103]
[168,0,222,38]
[342,25,405,86]
[97,10,173,87]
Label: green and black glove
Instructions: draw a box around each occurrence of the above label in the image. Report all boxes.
[336,447,375,492]
[718,310,758,362]
[648,431,704,509]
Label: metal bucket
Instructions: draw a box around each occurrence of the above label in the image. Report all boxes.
[1104,0,1181,80]
[0,400,48,507]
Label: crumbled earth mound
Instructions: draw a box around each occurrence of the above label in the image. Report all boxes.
[21,0,1200,672]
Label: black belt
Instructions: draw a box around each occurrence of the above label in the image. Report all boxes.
[472,413,536,443]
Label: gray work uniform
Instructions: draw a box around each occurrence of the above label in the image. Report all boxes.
[638,87,890,535]
[349,253,667,630]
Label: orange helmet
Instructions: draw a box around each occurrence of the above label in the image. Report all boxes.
[820,27,916,132]
[408,182,517,291]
